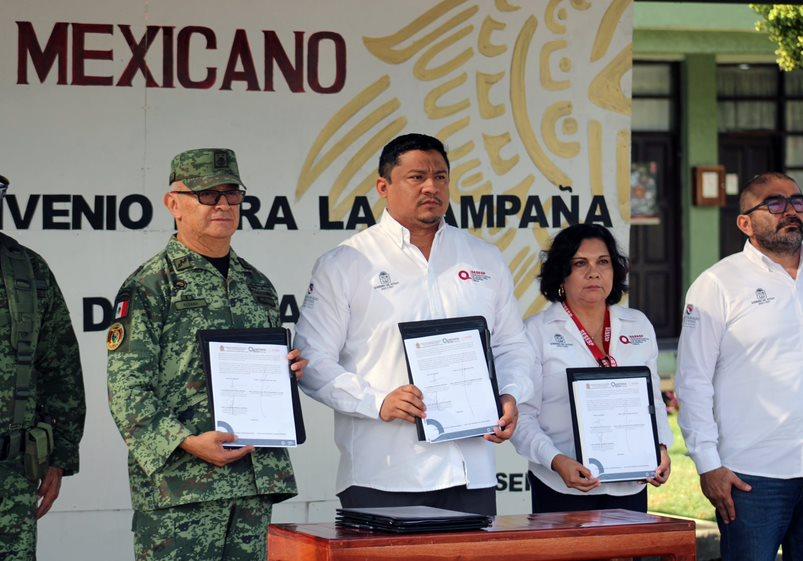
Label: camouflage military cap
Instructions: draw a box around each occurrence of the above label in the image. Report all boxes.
[169,148,246,191]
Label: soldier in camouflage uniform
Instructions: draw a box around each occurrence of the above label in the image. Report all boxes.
[0,174,86,561]
[106,150,303,561]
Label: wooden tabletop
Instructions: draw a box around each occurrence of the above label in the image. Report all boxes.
[269,509,697,560]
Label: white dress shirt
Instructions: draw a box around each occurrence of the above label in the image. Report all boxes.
[676,240,803,478]
[294,210,535,493]
[511,303,674,496]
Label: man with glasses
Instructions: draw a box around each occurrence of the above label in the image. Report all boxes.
[677,172,803,561]
[107,149,304,561]
[0,175,85,561]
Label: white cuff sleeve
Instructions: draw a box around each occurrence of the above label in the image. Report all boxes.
[691,445,722,475]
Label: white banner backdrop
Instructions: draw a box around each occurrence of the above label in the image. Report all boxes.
[1,1,633,559]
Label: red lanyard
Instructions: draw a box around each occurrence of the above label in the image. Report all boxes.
[561,302,617,368]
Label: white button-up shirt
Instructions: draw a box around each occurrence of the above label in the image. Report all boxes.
[512,303,673,495]
[676,240,803,478]
[294,210,535,493]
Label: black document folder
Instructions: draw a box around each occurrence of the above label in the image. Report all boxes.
[566,366,660,482]
[336,506,492,534]
[398,316,504,442]
[197,327,306,447]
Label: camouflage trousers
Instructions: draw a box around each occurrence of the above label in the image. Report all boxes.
[0,464,37,561]
[133,495,273,561]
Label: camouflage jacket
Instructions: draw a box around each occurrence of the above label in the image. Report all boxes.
[0,240,85,476]
[107,236,297,511]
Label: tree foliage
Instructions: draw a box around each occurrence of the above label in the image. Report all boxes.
[752,4,803,71]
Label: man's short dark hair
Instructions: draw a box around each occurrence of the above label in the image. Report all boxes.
[539,223,629,305]
[739,172,800,213]
[378,134,450,181]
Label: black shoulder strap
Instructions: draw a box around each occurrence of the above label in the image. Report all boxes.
[0,233,42,441]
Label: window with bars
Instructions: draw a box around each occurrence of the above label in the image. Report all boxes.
[632,62,677,132]
[717,64,803,185]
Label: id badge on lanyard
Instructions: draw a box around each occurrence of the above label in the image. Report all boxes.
[561,302,617,368]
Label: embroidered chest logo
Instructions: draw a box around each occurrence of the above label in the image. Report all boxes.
[373,270,399,291]
[549,334,572,348]
[750,288,775,306]
[458,269,491,282]
[619,334,648,345]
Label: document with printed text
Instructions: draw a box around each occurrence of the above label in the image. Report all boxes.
[402,329,500,443]
[207,341,298,447]
[568,367,659,482]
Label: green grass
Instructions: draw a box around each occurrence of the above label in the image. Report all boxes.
[648,413,716,521]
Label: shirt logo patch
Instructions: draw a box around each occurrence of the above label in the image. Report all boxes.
[682,303,699,328]
[302,283,318,308]
[373,270,399,291]
[751,288,775,306]
[549,334,572,348]
[457,269,491,282]
[619,334,648,345]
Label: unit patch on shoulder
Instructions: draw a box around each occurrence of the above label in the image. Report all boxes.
[107,322,126,351]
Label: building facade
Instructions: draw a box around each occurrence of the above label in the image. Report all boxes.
[631,2,802,345]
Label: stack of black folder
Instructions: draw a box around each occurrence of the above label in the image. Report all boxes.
[336,506,492,534]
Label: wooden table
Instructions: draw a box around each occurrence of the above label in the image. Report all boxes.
[268,509,696,560]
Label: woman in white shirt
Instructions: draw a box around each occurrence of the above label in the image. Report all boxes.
[511,223,673,513]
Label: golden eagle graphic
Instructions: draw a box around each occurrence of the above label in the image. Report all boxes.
[296,0,633,318]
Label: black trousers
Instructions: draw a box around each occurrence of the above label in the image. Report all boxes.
[338,484,497,516]
[528,471,647,513]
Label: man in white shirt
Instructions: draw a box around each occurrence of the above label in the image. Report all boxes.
[676,172,803,561]
[294,133,534,515]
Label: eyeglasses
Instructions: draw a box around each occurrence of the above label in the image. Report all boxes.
[170,189,246,206]
[743,195,803,215]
